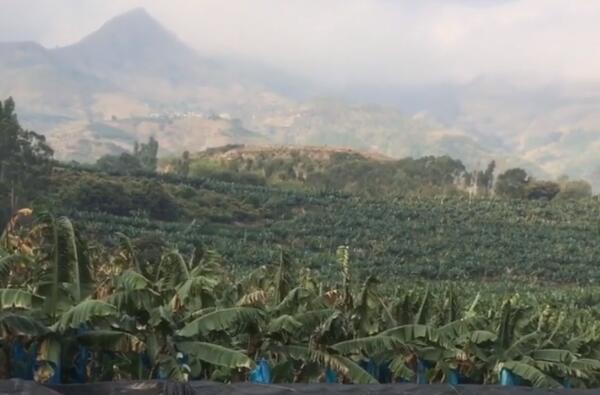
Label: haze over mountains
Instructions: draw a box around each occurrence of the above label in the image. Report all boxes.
[2,8,600,187]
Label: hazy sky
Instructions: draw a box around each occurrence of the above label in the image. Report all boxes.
[2,0,600,85]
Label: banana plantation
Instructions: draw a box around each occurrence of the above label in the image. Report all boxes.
[2,211,600,389]
[53,166,600,283]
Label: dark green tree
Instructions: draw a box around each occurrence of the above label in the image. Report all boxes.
[468,160,496,196]
[495,168,529,199]
[0,97,53,226]
[134,136,159,172]
[62,177,180,221]
[175,150,191,178]
[479,160,496,192]
[96,152,143,175]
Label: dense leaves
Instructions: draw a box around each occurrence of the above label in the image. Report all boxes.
[1,214,600,388]
[50,167,600,283]
[0,97,53,228]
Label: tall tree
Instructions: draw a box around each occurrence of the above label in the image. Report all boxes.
[495,168,528,199]
[0,97,53,227]
[467,160,496,197]
[134,137,159,172]
[480,160,496,192]
[175,151,191,178]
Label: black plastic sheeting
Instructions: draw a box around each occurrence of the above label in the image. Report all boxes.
[0,379,61,395]
[189,382,600,395]
[1,380,599,395]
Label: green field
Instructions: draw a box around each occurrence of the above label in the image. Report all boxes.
[50,165,600,284]
[5,98,600,387]
[1,161,600,388]
[3,212,600,387]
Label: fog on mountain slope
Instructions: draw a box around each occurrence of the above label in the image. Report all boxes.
[1,7,599,188]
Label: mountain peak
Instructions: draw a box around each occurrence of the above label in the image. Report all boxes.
[69,7,180,50]
[95,7,162,35]
[53,7,198,76]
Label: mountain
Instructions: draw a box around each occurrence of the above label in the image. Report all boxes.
[448,76,600,187]
[54,8,202,79]
[1,8,288,115]
[0,8,597,187]
[0,8,292,160]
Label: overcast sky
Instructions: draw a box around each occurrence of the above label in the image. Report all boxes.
[1,0,600,86]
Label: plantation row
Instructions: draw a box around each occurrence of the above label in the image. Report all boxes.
[2,213,600,388]
[51,167,600,282]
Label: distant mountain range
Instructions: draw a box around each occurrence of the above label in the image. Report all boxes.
[2,8,600,188]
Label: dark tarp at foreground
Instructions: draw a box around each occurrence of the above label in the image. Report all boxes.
[0,379,61,395]
[0,380,593,395]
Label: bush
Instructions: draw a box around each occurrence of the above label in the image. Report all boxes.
[60,177,180,221]
[96,153,143,175]
[526,181,560,201]
[557,180,593,200]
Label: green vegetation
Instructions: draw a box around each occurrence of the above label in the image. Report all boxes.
[133,136,159,172]
[2,98,599,284]
[3,97,600,388]
[96,136,159,176]
[0,97,53,228]
[3,216,600,387]
[173,146,470,198]
[495,168,529,199]
[47,164,600,283]
[166,145,593,201]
